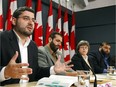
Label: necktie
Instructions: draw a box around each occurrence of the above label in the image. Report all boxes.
[104,57,109,68]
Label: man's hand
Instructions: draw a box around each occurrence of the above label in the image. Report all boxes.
[54,56,73,74]
[4,51,32,80]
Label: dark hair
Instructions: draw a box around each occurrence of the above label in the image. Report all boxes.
[49,31,62,39]
[76,40,90,52]
[13,6,35,18]
[99,42,110,47]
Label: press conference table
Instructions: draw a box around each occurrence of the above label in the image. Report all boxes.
[4,74,116,87]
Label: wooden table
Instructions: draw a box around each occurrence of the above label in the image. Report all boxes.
[5,82,37,87]
[4,74,116,87]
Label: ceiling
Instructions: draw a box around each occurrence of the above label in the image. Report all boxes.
[53,0,115,12]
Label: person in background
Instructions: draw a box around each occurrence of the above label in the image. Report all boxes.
[0,6,72,86]
[38,31,64,67]
[70,40,94,74]
[89,42,112,73]
[38,32,77,75]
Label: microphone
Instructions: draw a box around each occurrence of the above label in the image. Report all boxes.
[91,68,97,87]
[87,65,97,87]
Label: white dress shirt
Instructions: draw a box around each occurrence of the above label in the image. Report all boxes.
[0,30,55,82]
[82,55,93,75]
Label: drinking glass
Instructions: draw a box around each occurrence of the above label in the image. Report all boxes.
[77,70,90,87]
[107,66,115,75]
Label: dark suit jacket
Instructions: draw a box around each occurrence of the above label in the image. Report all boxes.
[70,53,94,71]
[0,30,50,86]
[89,50,111,74]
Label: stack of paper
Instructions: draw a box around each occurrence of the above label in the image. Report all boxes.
[36,75,77,87]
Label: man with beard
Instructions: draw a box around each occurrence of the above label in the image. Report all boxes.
[0,7,73,86]
[38,32,64,68]
[89,42,112,74]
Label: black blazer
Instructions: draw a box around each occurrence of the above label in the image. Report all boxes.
[0,30,50,86]
[71,53,94,71]
[89,50,111,74]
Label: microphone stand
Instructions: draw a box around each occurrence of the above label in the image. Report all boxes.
[92,69,97,87]
[87,66,97,87]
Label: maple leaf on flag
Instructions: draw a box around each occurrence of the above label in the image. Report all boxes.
[63,32,69,50]
[34,0,43,47]
[45,0,53,45]
[69,11,76,58]
[55,4,61,33]
[34,23,43,46]
[5,0,17,30]
[62,9,70,61]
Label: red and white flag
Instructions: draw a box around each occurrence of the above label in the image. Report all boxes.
[55,4,61,33]
[70,11,76,58]
[25,0,32,39]
[5,0,17,30]
[0,0,3,31]
[34,0,43,47]
[63,9,70,61]
[25,0,32,8]
[45,0,53,45]
[55,3,63,52]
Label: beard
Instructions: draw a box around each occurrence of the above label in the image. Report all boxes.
[101,49,110,57]
[50,41,58,53]
[15,22,34,37]
[20,30,33,37]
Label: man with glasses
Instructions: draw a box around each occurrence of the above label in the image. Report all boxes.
[0,6,72,86]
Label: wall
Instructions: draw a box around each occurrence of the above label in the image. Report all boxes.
[75,5,115,55]
[2,0,115,55]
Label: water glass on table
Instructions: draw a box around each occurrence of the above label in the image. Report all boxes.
[107,66,115,75]
[77,70,90,87]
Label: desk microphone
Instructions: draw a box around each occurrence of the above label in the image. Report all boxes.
[87,66,97,87]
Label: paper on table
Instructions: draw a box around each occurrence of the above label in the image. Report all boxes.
[36,75,77,87]
[96,74,107,80]
[49,75,77,82]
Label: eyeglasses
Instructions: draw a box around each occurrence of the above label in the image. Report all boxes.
[18,16,36,23]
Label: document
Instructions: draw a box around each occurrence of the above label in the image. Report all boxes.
[36,75,77,87]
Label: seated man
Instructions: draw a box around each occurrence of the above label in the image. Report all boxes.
[37,32,77,75]
[89,42,112,73]
[0,6,72,86]
[38,31,64,67]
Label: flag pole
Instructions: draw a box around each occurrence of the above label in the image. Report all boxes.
[65,0,67,9]
[58,0,61,5]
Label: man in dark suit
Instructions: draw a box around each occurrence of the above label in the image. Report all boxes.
[0,6,72,86]
[89,42,112,73]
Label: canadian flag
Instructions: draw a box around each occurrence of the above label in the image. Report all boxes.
[25,0,32,39]
[55,4,61,33]
[25,0,32,8]
[34,0,43,47]
[45,0,53,45]
[5,0,17,30]
[70,11,76,58]
[55,4,62,52]
[63,9,70,61]
[0,0,3,31]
